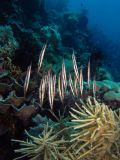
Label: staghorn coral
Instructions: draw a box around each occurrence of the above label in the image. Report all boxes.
[68,97,120,160]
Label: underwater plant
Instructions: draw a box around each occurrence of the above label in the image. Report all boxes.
[68,97,120,160]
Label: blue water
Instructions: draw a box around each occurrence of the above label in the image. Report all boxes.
[68,0,120,42]
[65,0,120,81]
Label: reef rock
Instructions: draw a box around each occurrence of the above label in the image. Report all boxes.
[0,83,12,95]
[96,80,120,93]
[0,25,19,58]
[15,105,37,124]
[0,103,11,114]
[5,91,25,107]
[96,68,113,81]
[104,91,120,102]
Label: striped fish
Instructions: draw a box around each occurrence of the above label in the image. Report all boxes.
[79,68,83,96]
[24,64,32,96]
[87,60,90,89]
[62,61,67,90]
[72,52,79,80]
[58,72,64,103]
[38,43,47,73]
[69,73,75,97]
[39,76,46,107]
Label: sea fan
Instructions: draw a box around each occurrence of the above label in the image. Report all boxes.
[69,97,120,160]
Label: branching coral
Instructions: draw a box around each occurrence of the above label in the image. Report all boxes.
[13,124,68,160]
[69,97,120,160]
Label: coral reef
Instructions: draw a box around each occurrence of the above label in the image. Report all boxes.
[0,25,19,58]
[12,98,120,160]
[0,0,120,159]
[0,0,103,74]
[0,49,117,160]
[40,25,61,48]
